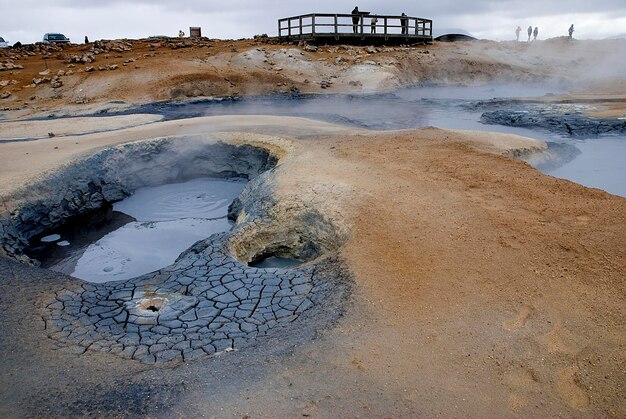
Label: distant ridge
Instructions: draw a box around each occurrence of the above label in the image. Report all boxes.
[434,34,477,42]
[432,28,474,39]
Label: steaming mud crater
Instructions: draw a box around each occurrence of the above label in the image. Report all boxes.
[67,177,246,282]
[0,135,349,366]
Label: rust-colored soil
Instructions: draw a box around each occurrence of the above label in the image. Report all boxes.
[226,128,624,417]
[2,37,625,118]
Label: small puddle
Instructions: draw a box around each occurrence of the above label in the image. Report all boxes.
[545,136,626,197]
[249,256,305,269]
[29,177,246,283]
[26,206,136,274]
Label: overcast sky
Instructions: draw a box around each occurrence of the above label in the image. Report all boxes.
[1,0,625,44]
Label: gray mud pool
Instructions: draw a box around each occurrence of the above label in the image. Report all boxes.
[7,139,348,368]
[107,84,624,197]
[30,178,247,282]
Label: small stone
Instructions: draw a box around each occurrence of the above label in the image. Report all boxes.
[274,308,293,319]
[148,343,167,354]
[159,319,183,329]
[183,348,205,361]
[156,349,182,363]
[151,325,171,335]
[172,341,190,351]
[224,279,244,292]
[100,307,124,319]
[213,339,233,352]
[87,305,114,316]
[178,275,197,285]
[179,309,197,322]
[240,322,257,333]
[296,299,314,313]
[214,292,239,304]
[109,290,132,300]
[133,315,158,325]
[293,284,312,294]
[119,346,136,359]
[118,333,140,346]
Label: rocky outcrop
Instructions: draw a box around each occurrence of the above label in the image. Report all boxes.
[67,53,96,64]
[90,40,133,54]
[228,169,344,266]
[481,109,626,137]
[0,60,24,71]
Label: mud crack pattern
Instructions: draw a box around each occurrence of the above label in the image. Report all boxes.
[42,233,316,365]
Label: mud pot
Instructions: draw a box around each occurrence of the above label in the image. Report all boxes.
[0,135,350,366]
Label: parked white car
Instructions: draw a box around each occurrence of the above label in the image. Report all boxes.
[0,37,9,48]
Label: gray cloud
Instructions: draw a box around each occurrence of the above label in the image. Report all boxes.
[1,0,625,44]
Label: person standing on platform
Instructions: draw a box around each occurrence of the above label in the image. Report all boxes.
[352,7,360,34]
[401,13,408,35]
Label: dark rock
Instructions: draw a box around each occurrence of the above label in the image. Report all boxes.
[480,109,626,137]
[227,197,242,221]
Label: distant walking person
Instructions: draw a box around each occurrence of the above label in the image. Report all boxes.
[527,25,532,42]
[84,36,89,44]
[533,26,539,40]
[352,6,360,34]
[568,24,575,39]
[371,16,378,34]
[401,13,408,35]
[515,26,521,41]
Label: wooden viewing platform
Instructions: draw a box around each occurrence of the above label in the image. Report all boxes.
[278,13,432,44]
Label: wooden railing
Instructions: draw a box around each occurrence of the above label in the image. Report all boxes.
[278,13,432,41]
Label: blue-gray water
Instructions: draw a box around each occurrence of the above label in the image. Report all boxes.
[38,83,626,197]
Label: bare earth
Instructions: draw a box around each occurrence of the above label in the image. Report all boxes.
[0,37,625,417]
[0,114,162,140]
[1,37,626,118]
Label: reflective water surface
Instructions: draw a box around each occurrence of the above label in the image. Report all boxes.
[119,84,624,197]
